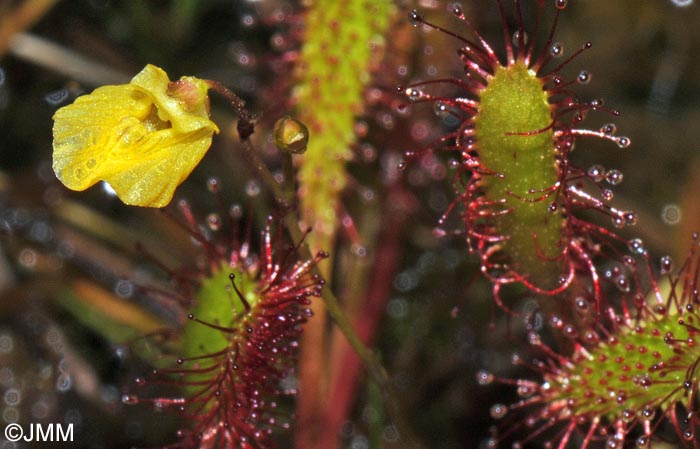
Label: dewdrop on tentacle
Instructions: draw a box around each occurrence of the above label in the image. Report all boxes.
[402,2,635,307]
[482,235,700,449]
[122,182,326,449]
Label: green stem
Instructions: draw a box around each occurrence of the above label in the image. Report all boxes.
[237,128,424,449]
[283,212,423,449]
[240,138,294,210]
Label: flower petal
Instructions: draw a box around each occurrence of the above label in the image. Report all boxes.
[52,65,219,208]
[131,64,218,134]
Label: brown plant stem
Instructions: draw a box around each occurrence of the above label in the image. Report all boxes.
[0,0,59,56]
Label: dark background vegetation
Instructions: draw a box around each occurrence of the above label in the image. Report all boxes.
[0,1,699,448]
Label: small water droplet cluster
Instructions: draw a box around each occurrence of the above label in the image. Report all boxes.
[403,0,634,308]
[125,190,326,448]
[403,2,700,449]
[485,237,700,449]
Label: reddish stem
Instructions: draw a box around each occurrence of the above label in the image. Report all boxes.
[319,185,412,448]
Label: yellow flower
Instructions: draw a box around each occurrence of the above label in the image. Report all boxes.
[52,64,220,208]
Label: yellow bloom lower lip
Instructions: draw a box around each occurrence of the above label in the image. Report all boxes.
[52,64,219,208]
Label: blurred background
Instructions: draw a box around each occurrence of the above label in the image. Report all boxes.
[0,1,699,448]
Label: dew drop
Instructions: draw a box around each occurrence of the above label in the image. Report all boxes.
[122,394,140,405]
[45,88,70,106]
[623,211,638,226]
[615,274,630,292]
[661,204,681,225]
[3,406,18,423]
[615,136,631,148]
[555,0,568,9]
[405,87,424,102]
[0,334,13,354]
[600,123,617,135]
[489,403,508,419]
[641,406,655,420]
[584,330,601,345]
[516,384,535,398]
[635,436,649,449]
[56,372,71,392]
[683,430,694,440]
[476,370,494,385]
[528,332,541,346]
[360,143,377,162]
[575,297,589,313]
[270,32,289,51]
[605,437,622,449]
[587,164,605,182]
[229,204,243,219]
[351,244,367,257]
[577,70,591,84]
[408,10,422,27]
[614,225,627,241]
[622,255,636,267]
[550,42,563,57]
[207,177,220,193]
[601,189,614,201]
[628,238,645,255]
[563,324,578,338]
[245,179,261,197]
[482,437,497,449]
[659,256,673,275]
[241,14,256,27]
[433,100,449,117]
[621,408,635,423]
[605,170,623,185]
[114,345,129,360]
[512,30,528,46]
[3,388,20,406]
[206,213,222,231]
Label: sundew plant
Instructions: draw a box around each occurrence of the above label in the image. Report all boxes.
[0,1,700,449]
